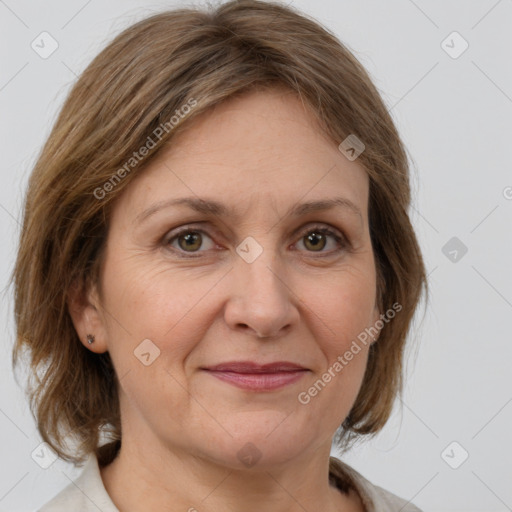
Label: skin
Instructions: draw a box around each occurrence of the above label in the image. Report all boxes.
[69,87,381,512]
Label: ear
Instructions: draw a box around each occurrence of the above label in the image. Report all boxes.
[67,277,109,354]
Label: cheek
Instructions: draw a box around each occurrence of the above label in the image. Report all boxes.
[295,281,373,433]
[308,268,377,344]
[301,268,376,400]
[100,257,223,377]
[98,261,209,418]
[102,256,204,332]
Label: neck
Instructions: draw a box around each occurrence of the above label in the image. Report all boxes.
[100,435,363,512]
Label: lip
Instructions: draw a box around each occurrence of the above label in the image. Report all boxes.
[202,361,309,391]
[203,361,307,373]
[205,370,307,391]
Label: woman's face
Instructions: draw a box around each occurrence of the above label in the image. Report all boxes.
[88,88,380,469]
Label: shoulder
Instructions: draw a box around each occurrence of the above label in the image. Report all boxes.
[329,456,423,512]
[38,454,118,512]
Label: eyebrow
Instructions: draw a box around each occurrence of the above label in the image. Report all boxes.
[134,196,362,225]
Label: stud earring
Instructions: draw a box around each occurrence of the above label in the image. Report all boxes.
[86,334,95,344]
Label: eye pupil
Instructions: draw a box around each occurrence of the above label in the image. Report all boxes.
[179,232,202,251]
[304,232,326,251]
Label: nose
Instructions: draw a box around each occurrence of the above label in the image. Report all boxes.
[223,250,299,339]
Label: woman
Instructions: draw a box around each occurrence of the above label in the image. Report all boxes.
[13,1,427,510]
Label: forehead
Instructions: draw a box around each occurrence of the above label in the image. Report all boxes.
[115,88,369,224]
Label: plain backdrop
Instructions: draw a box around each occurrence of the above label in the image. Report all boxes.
[1,1,511,511]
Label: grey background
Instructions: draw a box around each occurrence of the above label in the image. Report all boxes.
[1,1,511,510]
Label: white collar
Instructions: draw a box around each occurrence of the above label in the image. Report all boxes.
[39,453,119,511]
[40,453,420,512]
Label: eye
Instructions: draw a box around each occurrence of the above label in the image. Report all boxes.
[163,224,347,258]
[294,225,346,255]
[165,228,215,255]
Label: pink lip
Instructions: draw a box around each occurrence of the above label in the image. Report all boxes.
[202,361,309,391]
[204,361,307,373]
[204,370,308,391]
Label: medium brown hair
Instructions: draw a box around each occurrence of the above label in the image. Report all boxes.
[12,0,427,465]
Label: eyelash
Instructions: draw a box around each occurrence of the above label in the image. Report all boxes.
[163,224,348,259]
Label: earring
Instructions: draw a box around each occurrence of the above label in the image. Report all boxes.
[86,334,95,344]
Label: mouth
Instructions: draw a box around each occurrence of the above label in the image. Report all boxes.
[201,361,309,391]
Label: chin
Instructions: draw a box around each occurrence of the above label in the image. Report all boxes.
[208,442,305,472]
[195,420,315,471]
